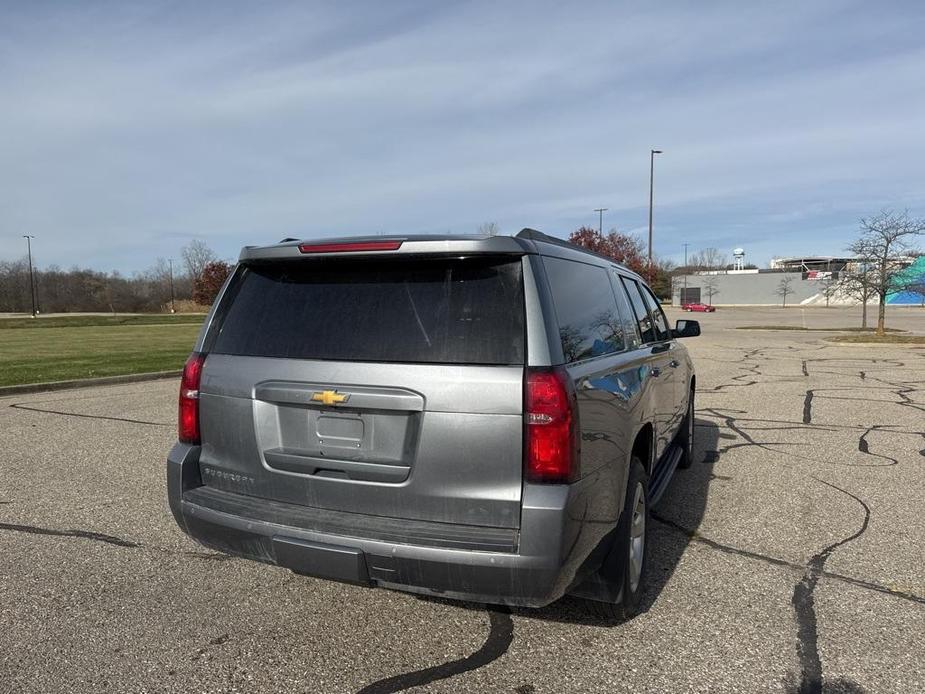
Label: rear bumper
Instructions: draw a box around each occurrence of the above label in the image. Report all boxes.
[167,443,604,607]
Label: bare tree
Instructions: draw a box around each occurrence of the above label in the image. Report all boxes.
[477,222,500,236]
[702,275,720,305]
[820,276,837,307]
[848,210,924,334]
[838,266,876,328]
[181,240,216,282]
[670,274,685,304]
[777,275,794,307]
[650,257,676,300]
[689,247,727,271]
[701,247,727,270]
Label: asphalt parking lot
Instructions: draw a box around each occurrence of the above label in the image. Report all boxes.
[1,308,923,693]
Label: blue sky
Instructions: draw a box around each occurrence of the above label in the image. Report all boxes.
[2,1,924,273]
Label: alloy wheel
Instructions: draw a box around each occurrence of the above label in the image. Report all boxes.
[628,482,646,593]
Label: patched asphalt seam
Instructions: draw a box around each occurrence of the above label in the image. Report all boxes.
[356,606,514,694]
[9,403,170,427]
[857,426,898,466]
[791,479,870,694]
[802,390,814,424]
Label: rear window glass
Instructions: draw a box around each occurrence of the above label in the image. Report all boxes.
[210,257,525,365]
[543,256,626,363]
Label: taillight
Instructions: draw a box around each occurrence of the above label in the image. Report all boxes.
[525,367,578,483]
[298,240,403,253]
[178,352,206,444]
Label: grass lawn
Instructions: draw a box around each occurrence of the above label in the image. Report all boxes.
[0,315,204,387]
[0,314,204,330]
[826,334,925,345]
[736,325,904,332]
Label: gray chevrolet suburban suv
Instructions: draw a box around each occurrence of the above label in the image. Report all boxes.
[167,229,699,618]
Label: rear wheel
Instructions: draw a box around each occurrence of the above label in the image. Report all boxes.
[585,457,649,620]
[677,387,695,469]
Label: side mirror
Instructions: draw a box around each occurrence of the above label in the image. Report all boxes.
[674,319,700,338]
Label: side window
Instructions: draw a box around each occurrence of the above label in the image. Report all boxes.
[544,257,627,363]
[641,285,671,341]
[611,271,642,349]
[620,277,657,343]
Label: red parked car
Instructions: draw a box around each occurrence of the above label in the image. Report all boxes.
[681,302,716,312]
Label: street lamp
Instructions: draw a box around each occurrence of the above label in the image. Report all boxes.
[23,235,37,318]
[648,149,663,283]
[593,208,608,235]
[167,259,177,314]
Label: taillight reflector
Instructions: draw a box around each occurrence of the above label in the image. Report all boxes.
[525,367,578,484]
[178,352,206,444]
[298,241,403,254]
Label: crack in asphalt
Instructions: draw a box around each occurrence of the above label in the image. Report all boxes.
[8,403,170,427]
[701,404,920,469]
[0,521,140,548]
[356,606,514,694]
[703,348,766,392]
[699,410,923,436]
[0,520,233,561]
[651,514,923,607]
[792,479,870,694]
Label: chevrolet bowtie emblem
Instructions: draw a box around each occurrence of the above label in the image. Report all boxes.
[311,390,349,406]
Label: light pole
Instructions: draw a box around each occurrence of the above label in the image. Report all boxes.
[167,259,177,314]
[683,242,689,305]
[23,235,37,318]
[594,208,608,235]
[648,149,663,283]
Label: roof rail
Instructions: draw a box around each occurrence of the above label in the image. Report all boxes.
[515,227,637,275]
[515,228,574,249]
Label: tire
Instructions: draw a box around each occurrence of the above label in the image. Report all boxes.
[677,387,695,469]
[585,457,650,620]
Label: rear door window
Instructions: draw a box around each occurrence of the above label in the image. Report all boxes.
[543,256,627,363]
[620,277,658,343]
[210,257,525,365]
[611,272,642,349]
[640,285,671,341]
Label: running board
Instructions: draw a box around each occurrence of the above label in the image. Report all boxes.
[649,443,683,506]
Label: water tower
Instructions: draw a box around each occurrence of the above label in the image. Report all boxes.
[733,248,746,271]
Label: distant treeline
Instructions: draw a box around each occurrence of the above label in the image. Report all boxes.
[0,258,193,313]
[0,240,226,314]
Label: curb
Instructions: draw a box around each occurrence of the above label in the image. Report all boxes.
[0,370,181,397]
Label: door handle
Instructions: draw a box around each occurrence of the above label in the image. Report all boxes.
[651,367,662,377]
[669,360,680,368]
